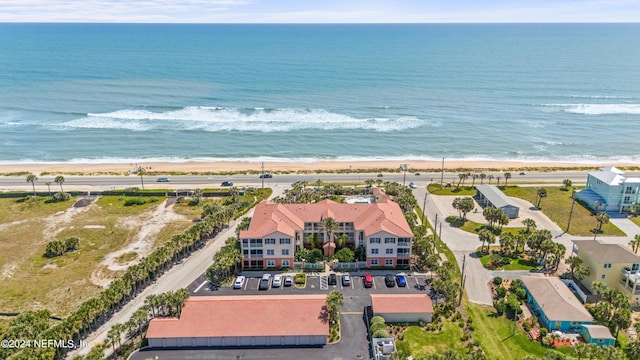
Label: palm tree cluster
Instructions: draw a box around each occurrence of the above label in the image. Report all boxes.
[430,261,460,312]
[591,286,633,339]
[452,197,474,220]
[482,207,509,230]
[565,256,591,282]
[206,236,241,283]
[326,290,344,332]
[275,180,359,204]
[6,195,258,359]
[629,234,640,254]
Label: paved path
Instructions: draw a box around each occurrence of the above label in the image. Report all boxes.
[67,186,285,358]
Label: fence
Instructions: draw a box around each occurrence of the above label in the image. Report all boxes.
[293,261,325,271]
[561,279,588,303]
[333,261,368,270]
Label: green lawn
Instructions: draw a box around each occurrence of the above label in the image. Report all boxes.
[458,219,526,237]
[630,216,640,227]
[467,304,576,360]
[501,186,625,236]
[428,184,476,196]
[477,248,540,271]
[402,323,466,357]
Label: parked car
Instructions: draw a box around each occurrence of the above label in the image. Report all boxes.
[328,273,337,285]
[156,177,170,182]
[233,275,246,289]
[342,274,351,286]
[272,275,282,288]
[259,274,271,290]
[364,273,374,288]
[396,274,407,287]
[259,173,273,179]
[221,181,233,186]
[409,182,417,189]
[385,274,396,288]
[284,275,293,287]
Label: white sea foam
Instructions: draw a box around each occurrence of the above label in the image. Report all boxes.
[73,107,423,132]
[541,104,640,115]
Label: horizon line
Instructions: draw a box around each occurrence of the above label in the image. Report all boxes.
[1,21,640,25]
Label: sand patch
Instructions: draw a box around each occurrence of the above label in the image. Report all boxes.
[0,219,28,232]
[41,202,94,240]
[90,200,187,287]
[43,263,58,270]
[2,262,18,279]
[83,225,106,229]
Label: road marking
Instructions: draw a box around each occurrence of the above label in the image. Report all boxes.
[372,277,377,289]
[415,276,420,285]
[194,280,208,293]
[244,279,249,290]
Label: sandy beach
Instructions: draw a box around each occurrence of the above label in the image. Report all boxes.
[1,160,637,176]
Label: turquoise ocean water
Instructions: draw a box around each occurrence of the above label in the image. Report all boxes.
[1,23,639,164]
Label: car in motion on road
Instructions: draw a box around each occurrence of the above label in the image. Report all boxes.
[409,182,417,189]
[233,276,246,289]
[259,274,271,290]
[377,173,383,177]
[156,177,170,182]
[396,274,407,287]
[384,274,396,288]
[259,173,273,178]
[221,181,234,186]
[328,273,337,285]
[272,275,282,288]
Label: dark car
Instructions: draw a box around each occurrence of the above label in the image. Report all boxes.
[259,174,273,179]
[519,172,526,175]
[221,181,233,186]
[377,173,383,177]
[328,273,337,285]
[384,274,396,288]
[396,274,407,287]
[258,274,271,290]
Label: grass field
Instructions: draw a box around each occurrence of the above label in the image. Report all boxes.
[402,323,466,357]
[0,195,192,316]
[502,186,625,236]
[467,304,575,360]
[428,184,476,196]
[630,216,640,227]
[476,248,540,271]
[457,219,526,237]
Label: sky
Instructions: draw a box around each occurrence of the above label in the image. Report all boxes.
[0,0,639,23]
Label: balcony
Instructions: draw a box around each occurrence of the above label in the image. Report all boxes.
[397,253,411,258]
[398,241,410,247]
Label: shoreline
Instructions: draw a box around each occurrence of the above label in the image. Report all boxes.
[1,159,638,176]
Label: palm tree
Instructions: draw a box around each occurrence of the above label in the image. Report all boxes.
[562,178,572,190]
[593,201,601,212]
[521,218,537,234]
[44,181,52,196]
[478,228,495,253]
[630,234,640,253]
[326,290,344,326]
[321,217,338,259]
[136,166,146,190]
[54,175,65,193]
[536,188,547,208]
[499,233,515,256]
[479,173,486,184]
[594,211,610,238]
[471,174,478,187]
[496,176,501,186]
[487,174,494,184]
[591,281,607,304]
[457,173,468,189]
[26,173,38,196]
[504,172,511,187]
[565,256,583,279]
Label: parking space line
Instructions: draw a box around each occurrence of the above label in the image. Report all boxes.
[372,277,377,289]
[244,279,249,291]
[415,276,420,285]
[194,280,208,293]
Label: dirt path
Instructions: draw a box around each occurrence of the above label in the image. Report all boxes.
[90,200,187,287]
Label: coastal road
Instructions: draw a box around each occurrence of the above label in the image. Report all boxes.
[2,170,636,192]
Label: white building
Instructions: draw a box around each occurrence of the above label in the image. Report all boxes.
[576,167,640,213]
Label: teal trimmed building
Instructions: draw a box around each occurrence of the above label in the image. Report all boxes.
[522,277,593,331]
[580,325,615,347]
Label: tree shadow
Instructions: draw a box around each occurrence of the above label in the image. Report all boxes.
[318,305,329,324]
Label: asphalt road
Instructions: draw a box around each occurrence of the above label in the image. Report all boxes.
[2,170,635,192]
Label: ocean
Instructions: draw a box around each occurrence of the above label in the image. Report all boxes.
[1,23,639,164]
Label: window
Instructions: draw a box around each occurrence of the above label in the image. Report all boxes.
[602,274,606,279]
[242,239,248,248]
[265,238,276,244]
[370,238,381,244]
[385,259,393,266]
[282,260,290,267]
[632,264,640,271]
[624,196,631,203]
[386,248,394,255]
[267,260,275,267]
[282,249,289,256]
[280,238,291,244]
[371,248,379,255]
[266,249,274,256]
[604,263,612,269]
[385,237,396,243]
[371,259,379,265]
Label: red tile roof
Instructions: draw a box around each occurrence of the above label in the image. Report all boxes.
[371,294,434,314]
[240,195,412,239]
[146,295,328,339]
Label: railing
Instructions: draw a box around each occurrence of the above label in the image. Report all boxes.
[293,261,325,270]
[333,261,368,270]
[397,242,410,247]
[397,253,411,258]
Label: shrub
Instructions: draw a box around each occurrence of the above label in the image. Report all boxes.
[372,329,389,338]
[495,285,507,299]
[124,197,147,206]
[45,240,65,258]
[493,276,503,285]
[148,197,159,203]
[51,192,71,202]
[64,237,80,252]
[370,316,386,327]
[295,273,306,285]
[540,328,548,337]
[370,322,386,334]
[523,322,532,332]
[493,299,506,316]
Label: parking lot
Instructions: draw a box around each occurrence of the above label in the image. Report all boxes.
[187,272,436,297]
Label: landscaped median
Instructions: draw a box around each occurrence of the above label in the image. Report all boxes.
[476,246,539,271]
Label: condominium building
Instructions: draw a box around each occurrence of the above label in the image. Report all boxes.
[239,190,413,269]
[576,166,640,213]
[572,240,640,306]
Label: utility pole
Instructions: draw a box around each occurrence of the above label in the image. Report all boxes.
[401,163,408,186]
[566,189,576,232]
[422,192,428,225]
[440,157,445,189]
[261,162,264,189]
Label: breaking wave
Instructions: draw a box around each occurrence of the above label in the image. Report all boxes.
[541,104,640,115]
[58,107,425,132]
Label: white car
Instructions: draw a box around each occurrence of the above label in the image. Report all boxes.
[233,276,246,289]
[272,275,282,288]
[409,182,418,189]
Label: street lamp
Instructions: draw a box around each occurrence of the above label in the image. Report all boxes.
[400,163,408,186]
[566,189,576,232]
